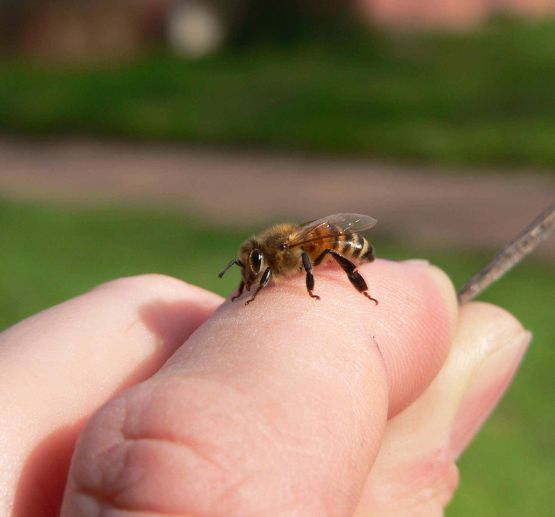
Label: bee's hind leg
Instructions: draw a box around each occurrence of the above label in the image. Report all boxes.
[319,249,378,305]
[302,252,320,300]
[245,267,272,305]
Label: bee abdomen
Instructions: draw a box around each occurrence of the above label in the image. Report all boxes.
[334,232,370,261]
[360,240,375,262]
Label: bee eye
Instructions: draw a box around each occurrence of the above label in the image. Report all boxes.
[249,249,263,274]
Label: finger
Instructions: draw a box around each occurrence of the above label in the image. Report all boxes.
[0,274,222,517]
[62,259,458,516]
[355,302,531,516]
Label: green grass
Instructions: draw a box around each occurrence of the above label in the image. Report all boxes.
[1,198,553,515]
[2,19,555,170]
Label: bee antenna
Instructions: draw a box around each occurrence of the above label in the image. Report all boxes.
[218,259,242,278]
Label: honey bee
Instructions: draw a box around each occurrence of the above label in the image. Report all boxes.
[219,213,378,305]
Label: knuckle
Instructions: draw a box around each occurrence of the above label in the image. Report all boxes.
[66,378,282,516]
[94,273,191,296]
[414,455,459,508]
[404,453,460,511]
[368,450,460,515]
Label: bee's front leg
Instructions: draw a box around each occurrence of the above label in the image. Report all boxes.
[231,280,245,301]
[302,252,320,300]
[245,267,272,305]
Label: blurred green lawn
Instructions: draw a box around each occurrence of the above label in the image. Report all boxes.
[1,198,553,515]
[2,19,555,170]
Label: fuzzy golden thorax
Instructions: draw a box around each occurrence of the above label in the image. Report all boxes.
[238,223,301,287]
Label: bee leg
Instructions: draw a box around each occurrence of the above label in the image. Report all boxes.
[245,267,272,305]
[326,249,379,305]
[314,249,330,266]
[301,252,320,300]
[231,280,245,301]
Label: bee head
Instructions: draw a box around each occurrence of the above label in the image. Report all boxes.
[239,239,265,286]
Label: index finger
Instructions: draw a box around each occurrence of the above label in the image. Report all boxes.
[0,274,222,516]
[62,259,458,516]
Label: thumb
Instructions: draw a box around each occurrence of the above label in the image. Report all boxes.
[355,302,531,516]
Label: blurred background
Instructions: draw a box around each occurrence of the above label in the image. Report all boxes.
[0,1,554,515]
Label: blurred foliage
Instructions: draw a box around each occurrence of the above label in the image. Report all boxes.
[2,19,555,170]
[1,198,553,515]
[234,0,355,44]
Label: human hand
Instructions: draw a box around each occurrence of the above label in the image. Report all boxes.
[0,260,530,516]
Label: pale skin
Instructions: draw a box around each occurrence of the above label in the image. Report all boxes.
[0,260,530,516]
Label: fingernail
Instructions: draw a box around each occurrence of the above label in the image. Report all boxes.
[450,329,531,458]
[402,259,431,268]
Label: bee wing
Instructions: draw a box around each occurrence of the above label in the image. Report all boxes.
[288,213,377,247]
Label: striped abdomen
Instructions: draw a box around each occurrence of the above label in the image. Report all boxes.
[306,227,374,265]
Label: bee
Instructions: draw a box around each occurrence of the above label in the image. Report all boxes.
[219,213,378,305]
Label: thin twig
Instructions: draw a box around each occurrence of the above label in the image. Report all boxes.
[457,202,555,304]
